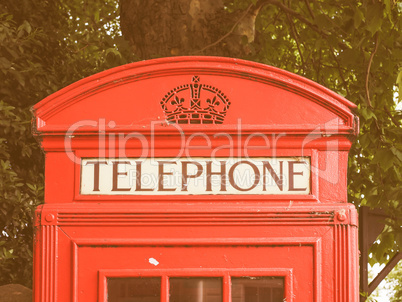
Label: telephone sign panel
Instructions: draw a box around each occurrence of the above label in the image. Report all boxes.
[80,157,311,195]
[32,57,359,302]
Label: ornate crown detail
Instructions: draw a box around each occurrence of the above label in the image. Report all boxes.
[161,76,231,124]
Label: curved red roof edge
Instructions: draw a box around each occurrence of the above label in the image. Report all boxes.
[32,56,358,134]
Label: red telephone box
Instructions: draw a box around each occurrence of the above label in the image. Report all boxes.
[32,57,359,302]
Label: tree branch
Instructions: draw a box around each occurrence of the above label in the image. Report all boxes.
[193,4,254,54]
[259,0,323,36]
[329,46,351,97]
[384,105,401,127]
[303,0,315,20]
[365,32,379,108]
[73,43,90,53]
[258,0,349,49]
[314,0,348,36]
[315,48,322,82]
[286,12,305,73]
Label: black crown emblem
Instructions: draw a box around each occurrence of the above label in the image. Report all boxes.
[161,76,231,124]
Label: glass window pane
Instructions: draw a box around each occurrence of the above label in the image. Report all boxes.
[107,277,161,302]
[231,277,284,302]
[170,277,222,302]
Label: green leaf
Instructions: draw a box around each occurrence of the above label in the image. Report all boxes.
[397,69,402,102]
[366,3,384,34]
[372,149,395,171]
[391,147,402,162]
[94,10,100,23]
[354,8,365,28]
[18,20,32,34]
[9,69,25,87]
[0,56,12,69]
[359,133,371,149]
[105,47,122,58]
[26,183,35,190]
[384,0,393,23]
[360,107,376,120]
[315,14,332,28]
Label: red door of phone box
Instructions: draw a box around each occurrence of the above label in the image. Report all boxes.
[32,57,359,302]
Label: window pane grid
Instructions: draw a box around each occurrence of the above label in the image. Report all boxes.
[107,275,284,302]
[107,277,161,302]
[231,277,284,302]
[169,277,222,302]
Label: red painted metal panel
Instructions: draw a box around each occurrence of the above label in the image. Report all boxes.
[34,203,358,301]
[32,57,359,301]
[32,57,357,136]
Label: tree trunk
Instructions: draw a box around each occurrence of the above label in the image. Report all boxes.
[119,0,258,59]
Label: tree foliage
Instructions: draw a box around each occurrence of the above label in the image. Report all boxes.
[0,0,125,287]
[387,261,402,302]
[0,0,401,298]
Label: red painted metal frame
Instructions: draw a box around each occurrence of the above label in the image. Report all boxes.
[98,269,294,302]
[34,202,358,302]
[32,57,357,136]
[32,56,360,302]
[41,136,351,204]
